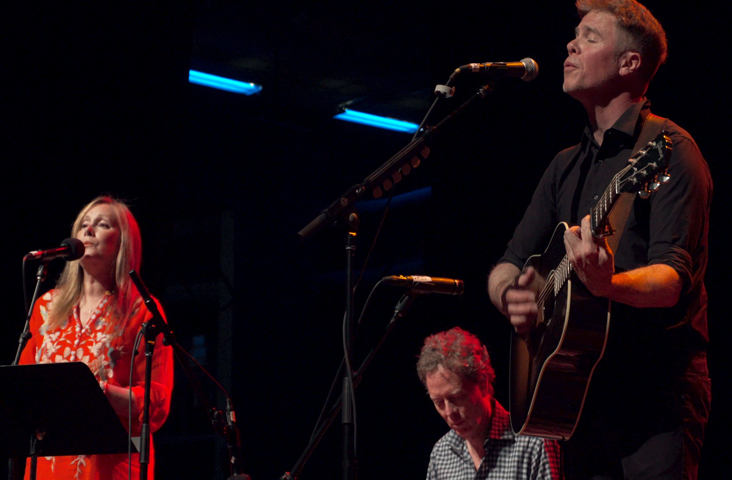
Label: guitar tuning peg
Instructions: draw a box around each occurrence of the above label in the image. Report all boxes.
[648,182,661,192]
[382,178,393,192]
[638,190,652,199]
[401,163,412,176]
[658,173,671,184]
[373,186,383,198]
[392,171,403,184]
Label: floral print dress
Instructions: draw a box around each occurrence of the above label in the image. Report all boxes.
[19,290,174,480]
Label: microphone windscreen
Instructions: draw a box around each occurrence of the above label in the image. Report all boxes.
[61,238,85,260]
[521,58,539,82]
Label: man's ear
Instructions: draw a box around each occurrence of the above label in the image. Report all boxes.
[619,50,642,77]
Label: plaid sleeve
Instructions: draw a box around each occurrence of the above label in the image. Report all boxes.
[541,439,563,480]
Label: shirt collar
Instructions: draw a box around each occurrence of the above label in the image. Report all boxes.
[445,400,514,457]
[485,400,514,444]
[580,98,651,151]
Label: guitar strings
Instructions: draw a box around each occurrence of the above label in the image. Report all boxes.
[535,142,662,321]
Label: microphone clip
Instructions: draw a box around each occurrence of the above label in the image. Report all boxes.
[434,84,455,98]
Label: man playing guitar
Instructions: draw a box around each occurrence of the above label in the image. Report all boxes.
[488,1,711,479]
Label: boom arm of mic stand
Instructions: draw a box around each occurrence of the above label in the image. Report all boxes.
[280,294,415,480]
[297,134,431,241]
[297,82,496,242]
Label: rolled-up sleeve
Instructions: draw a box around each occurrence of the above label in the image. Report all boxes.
[646,132,712,294]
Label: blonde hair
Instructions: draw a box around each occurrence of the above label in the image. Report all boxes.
[47,196,142,332]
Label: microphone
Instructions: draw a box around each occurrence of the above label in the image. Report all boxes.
[382,275,465,296]
[25,238,85,261]
[456,58,539,81]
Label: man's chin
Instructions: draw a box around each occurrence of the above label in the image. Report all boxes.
[562,85,587,103]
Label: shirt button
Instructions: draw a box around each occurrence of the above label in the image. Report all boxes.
[593,194,599,200]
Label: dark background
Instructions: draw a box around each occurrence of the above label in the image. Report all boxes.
[1,1,729,479]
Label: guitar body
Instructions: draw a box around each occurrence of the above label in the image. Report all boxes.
[507,131,671,440]
[509,222,611,439]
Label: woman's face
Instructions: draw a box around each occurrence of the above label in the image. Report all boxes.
[76,204,121,270]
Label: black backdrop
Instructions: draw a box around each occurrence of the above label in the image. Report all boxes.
[2,1,729,479]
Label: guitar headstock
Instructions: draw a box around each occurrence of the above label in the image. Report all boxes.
[619,131,672,198]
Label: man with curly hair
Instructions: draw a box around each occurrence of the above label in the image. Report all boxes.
[417,327,562,479]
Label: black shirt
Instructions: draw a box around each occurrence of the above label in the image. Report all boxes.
[497,100,712,432]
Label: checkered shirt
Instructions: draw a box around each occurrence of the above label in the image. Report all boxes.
[426,401,562,480]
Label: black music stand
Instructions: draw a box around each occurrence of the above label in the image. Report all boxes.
[0,363,135,479]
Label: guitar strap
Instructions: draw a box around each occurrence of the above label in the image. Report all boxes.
[605,113,666,253]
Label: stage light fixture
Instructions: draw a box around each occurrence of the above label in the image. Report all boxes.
[189,70,262,95]
[334,109,419,133]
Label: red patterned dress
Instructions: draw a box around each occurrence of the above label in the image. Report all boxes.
[20,290,174,480]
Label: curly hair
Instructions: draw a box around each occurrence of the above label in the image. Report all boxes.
[576,0,668,84]
[417,327,495,395]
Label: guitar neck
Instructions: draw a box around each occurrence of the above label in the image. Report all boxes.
[590,163,633,236]
[543,167,629,303]
[540,133,671,311]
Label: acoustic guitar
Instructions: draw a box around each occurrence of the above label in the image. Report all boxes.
[509,131,672,439]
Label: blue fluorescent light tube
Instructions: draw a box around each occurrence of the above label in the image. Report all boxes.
[334,109,419,133]
[188,70,262,95]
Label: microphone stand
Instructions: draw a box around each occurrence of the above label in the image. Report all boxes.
[129,271,173,480]
[342,213,358,480]
[280,293,415,480]
[12,260,49,366]
[129,270,250,480]
[8,259,50,480]
[292,81,497,480]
